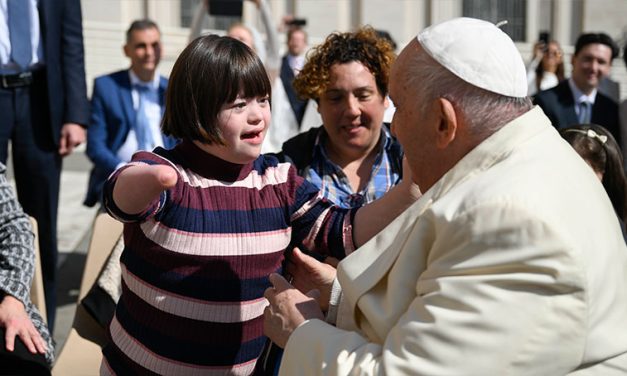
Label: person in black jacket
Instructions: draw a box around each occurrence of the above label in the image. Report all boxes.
[534,33,619,142]
[0,0,90,331]
[279,27,309,127]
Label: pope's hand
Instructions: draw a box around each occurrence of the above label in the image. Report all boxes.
[286,248,336,311]
[263,273,324,348]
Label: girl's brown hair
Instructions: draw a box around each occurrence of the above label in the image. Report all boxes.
[162,34,271,145]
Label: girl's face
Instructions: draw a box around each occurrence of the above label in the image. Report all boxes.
[199,94,271,164]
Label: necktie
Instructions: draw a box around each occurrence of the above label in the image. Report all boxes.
[8,0,32,70]
[135,85,155,151]
[578,101,591,124]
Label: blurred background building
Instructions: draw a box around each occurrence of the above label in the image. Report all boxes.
[80,0,627,99]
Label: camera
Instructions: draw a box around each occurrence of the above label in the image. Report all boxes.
[208,0,243,17]
[286,18,307,27]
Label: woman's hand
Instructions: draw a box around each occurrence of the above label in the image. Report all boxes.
[532,41,546,61]
[0,295,47,354]
[286,248,337,311]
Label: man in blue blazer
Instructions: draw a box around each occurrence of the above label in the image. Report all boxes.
[535,33,620,142]
[0,0,90,330]
[85,20,176,207]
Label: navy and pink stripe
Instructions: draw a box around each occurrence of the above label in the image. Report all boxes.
[102,141,354,374]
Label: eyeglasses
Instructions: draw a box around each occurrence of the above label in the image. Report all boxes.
[563,128,608,144]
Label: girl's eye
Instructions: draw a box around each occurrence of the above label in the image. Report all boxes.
[233,102,246,109]
[258,97,270,104]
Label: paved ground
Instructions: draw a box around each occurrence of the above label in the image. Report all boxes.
[8,145,98,356]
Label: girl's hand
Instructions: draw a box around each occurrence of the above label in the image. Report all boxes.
[532,41,546,60]
[399,156,422,201]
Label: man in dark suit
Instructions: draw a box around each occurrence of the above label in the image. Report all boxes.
[534,33,620,142]
[621,43,627,166]
[85,20,177,208]
[279,27,308,127]
[0,0,89,332]
[599,76,620,104]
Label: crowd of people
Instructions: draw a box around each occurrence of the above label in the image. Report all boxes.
[1,1,627,375]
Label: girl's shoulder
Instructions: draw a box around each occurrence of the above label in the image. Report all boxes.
[256,153,280,168]
[130,148,178,167]
[253,154,311,198]
[129,148,185,181]
[254,154,298,179]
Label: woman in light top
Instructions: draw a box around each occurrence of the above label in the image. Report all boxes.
[527,40,565,97]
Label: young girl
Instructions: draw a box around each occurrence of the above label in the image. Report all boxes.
[100,35,418,375]
[561,124,627,233]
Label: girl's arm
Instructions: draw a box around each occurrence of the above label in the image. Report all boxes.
[112,164,178,215]
[289,157,420,258]
[352,159,422,248]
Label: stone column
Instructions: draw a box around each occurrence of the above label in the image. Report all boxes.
[429,0,462,25]
[552,0,573,47]
[526,0,540,43]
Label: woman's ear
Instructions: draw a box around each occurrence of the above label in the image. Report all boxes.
[435,97,458,149]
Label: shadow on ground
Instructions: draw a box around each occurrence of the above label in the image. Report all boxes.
[53,229,92,356]
[56,252,86,307]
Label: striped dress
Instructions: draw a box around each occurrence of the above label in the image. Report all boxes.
[100,141,354,375]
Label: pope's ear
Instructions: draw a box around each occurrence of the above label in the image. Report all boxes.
[435,97,458,149]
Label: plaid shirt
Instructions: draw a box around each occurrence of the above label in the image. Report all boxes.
[302,127,402,208]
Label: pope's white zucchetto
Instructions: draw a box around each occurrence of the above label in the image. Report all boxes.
[417,17,528,98]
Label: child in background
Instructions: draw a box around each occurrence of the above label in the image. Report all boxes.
[561,124,627,235]
[99,34,418,375]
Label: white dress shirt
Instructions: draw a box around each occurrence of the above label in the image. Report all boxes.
[0,0,43,72]
[287,54,305,76]
[568,77,597,119]
[115,70,165,167]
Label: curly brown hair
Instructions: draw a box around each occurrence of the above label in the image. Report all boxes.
[293,26,395,101]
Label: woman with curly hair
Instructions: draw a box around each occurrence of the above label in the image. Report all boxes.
[272,26,404,210]
[261,26,405,374]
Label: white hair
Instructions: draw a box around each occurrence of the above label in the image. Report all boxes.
[404,45,533,138]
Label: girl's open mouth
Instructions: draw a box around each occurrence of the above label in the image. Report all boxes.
[241,131,264,144]
[241,131,261,139]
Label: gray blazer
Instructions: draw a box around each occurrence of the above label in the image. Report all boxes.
[0,163,54,364]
